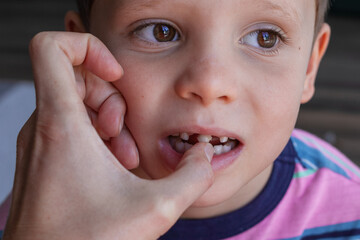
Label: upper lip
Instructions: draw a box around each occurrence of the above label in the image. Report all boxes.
[162,125,243,143]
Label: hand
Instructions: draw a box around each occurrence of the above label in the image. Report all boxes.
[3,32,214,240]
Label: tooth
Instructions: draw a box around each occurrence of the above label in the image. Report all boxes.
[228,141,237,149]
[169,137,177,147]
[175,140,185,153]
[184,143,192,151]
[220,137,229,143]
[197,135,212,143]
[180,133,189,141]
[223,143,232,153]
[214,145,223,155]
[171,133,180,137]
[229,137,236,140]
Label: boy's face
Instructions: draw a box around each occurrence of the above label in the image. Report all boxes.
[79,0,328,217]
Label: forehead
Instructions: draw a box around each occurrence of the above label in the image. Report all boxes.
[102,0,313,15]
[93,0,315,31]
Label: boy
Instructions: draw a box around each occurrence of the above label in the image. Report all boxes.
[1,0,360,239]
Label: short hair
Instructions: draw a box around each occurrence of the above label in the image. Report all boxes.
[76,0,94,31]
[315,0,330,34]
[76,0,329,34]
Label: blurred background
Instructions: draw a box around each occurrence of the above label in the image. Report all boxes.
[0,0,359,203]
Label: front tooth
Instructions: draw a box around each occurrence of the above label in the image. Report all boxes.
[180,133,189,141]
[220,137,229,143]
[197,135,212,143]
[214,145,223,155]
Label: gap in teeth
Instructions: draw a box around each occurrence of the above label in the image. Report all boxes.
[169,133,238,155]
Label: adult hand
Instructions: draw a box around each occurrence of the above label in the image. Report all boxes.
[3,32,214,240]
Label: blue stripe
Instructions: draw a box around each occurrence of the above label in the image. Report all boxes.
[294,135,360,179]
[282,220,360,240]
[292,137,350,179]
[302,229,360,240]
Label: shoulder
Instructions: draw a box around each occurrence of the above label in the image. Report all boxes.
[291,128,360,183]
[238,129,360,240]
[278,129,360,238]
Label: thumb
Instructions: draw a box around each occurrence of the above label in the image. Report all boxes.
[159,143,214,214]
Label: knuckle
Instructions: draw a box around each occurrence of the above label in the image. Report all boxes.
[29,32,54,54]
[140,190,179,232]
[149,197,178,232]
[36,121,66,143]
[34,112,76,144]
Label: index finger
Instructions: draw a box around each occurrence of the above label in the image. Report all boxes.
[29,31,123,114]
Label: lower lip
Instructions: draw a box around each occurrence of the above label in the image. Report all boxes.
[158,138,243,172]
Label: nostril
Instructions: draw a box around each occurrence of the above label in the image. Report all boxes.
[191,92,202,101]
[219,95,229,102]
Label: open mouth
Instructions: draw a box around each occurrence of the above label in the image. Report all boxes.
[168,133,240,155]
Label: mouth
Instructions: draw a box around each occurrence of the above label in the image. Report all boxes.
[168,132,240,155]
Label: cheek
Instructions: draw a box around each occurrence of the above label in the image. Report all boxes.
[253,59,305,117]
[248,63,305,156]
[113,60,157,127]
[111,55,177,143]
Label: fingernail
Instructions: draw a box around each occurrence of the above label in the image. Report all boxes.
[205,143,214,162]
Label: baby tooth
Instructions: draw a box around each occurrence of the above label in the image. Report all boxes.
[175,140,185,153]
[180,133,190,141]
[228,141,237,148]
[229,137,236,140]
[214,145,223,155]
[171,133,180,137]
[197,135,212,143]
[169,137,177,147]
[220,137,229,143]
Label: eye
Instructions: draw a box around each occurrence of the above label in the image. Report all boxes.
[256,30,278,48]
[241,30,280,48]
[134,23,180,43]
[240,27,287,55]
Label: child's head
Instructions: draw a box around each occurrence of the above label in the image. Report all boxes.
[66,0,331,218]
[76,0,330,35]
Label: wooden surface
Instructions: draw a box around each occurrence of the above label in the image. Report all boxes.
[0,0,359,165]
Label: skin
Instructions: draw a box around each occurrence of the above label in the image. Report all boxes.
[68,0,330,218]
[1,0,330,239]
[2,32,214,240]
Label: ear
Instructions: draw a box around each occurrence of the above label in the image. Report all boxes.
[65,11,87,33]
[301,23,331,104]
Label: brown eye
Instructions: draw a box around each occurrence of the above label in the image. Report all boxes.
[257,30,278,48]
[153,24,177,42]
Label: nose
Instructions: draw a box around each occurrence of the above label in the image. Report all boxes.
[174,55,238,106]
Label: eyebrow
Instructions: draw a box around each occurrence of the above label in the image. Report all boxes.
[115,0,164,13]
[253,0,301,24]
